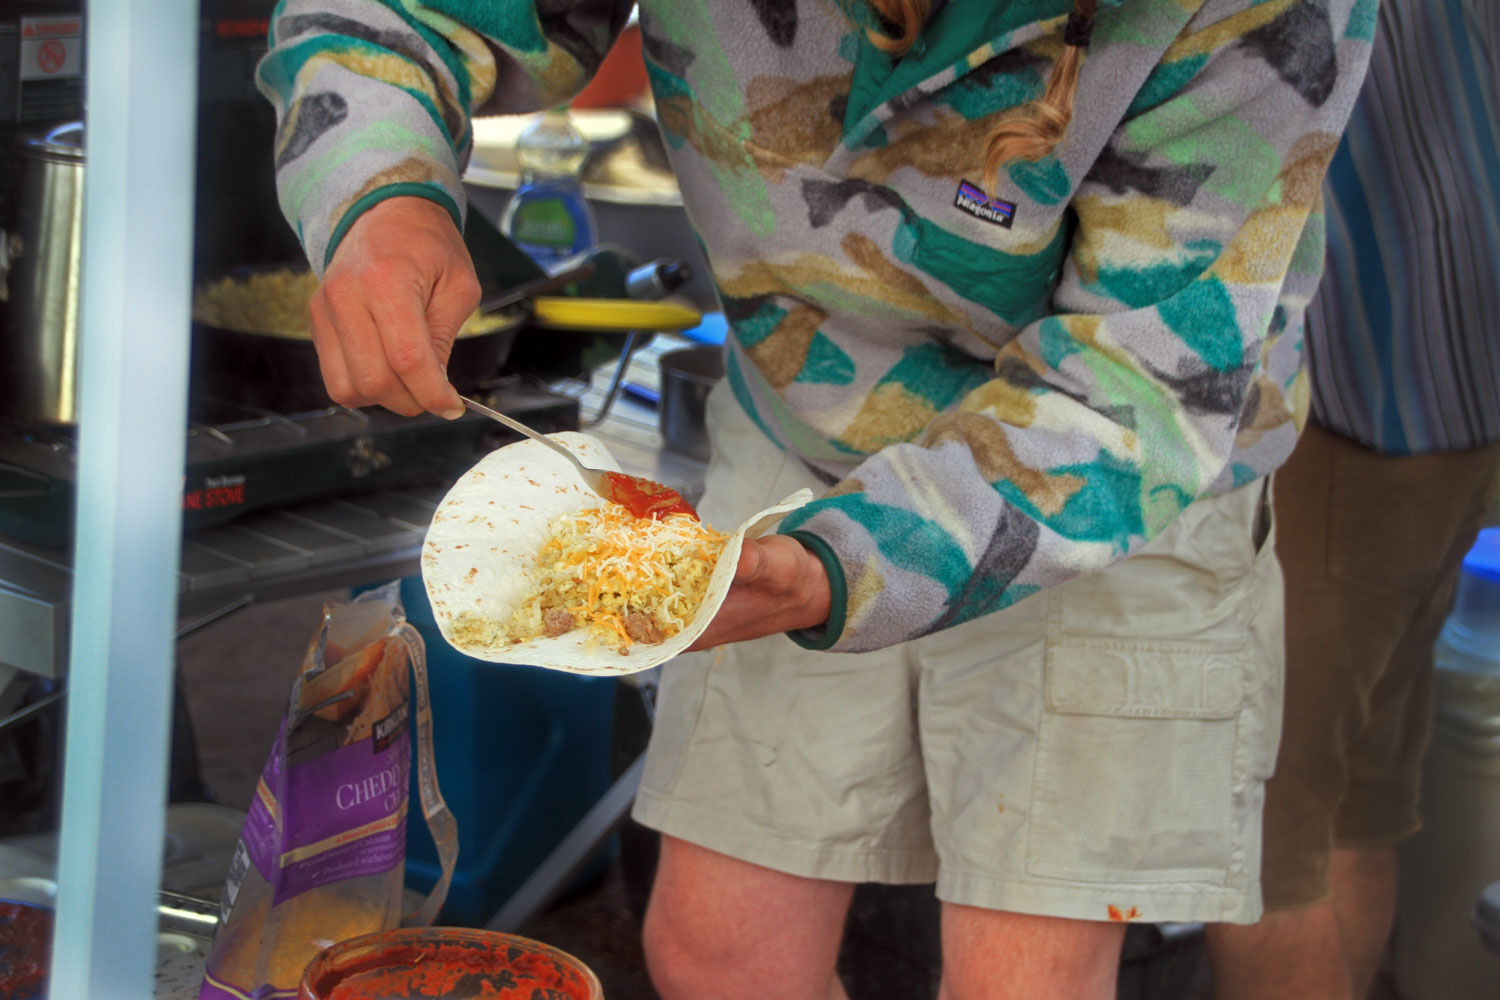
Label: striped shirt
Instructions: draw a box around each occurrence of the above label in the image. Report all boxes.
[1307,0,1500,456]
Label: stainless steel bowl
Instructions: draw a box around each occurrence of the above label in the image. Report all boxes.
[657,345,723,461]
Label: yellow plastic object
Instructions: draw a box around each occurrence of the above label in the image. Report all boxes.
[530,297,702,332]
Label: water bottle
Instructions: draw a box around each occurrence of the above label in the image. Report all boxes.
[500,109,598,271]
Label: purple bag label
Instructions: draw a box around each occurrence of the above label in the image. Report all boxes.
[240,728,411,903]
[284,729,409,850]
[239,718,289,883]
[271,811,407,903]
[262,719,286,784]
[241,780,280,884]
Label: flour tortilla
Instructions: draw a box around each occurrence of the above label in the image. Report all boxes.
[421,432,813,674]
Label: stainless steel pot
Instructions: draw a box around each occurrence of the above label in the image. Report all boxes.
[0,121,85,424]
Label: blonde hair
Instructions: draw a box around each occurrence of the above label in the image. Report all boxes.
[864,0,1098,190]
[864,0,929,53]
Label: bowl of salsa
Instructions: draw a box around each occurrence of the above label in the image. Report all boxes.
[298,926,603,1000]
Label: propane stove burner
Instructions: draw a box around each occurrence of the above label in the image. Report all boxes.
[0,377,579,548]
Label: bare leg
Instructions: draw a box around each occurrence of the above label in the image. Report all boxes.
[642,835,855,1000]
[1204,903,1353,1000]
[938,903,1126,1000]
[1203,845,1398,999]
[1328,846,1398,999]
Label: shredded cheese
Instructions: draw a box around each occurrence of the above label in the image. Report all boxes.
[451,505,727,653]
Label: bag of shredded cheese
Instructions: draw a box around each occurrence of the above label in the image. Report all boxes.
[197,583,457,999]
[422,432,811,674]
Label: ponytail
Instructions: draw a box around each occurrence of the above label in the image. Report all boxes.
[863,0,931,52]
[862,0,1098,191]
[981,1,1096,187]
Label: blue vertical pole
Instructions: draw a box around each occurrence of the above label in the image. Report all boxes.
[49,2,198,997]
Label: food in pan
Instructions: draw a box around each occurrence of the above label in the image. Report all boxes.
[191,268,318,337]
[422,432,812,674]
[191,268,515,339]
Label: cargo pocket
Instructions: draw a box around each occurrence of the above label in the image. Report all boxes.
[1024,637,1249,885]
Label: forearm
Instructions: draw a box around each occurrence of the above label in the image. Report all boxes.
[259,0,477,272]
[258,0,632,272]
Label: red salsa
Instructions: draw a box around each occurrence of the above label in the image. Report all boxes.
[320,944,593,1000]
[602,472,698,520]
[0,901,52,996]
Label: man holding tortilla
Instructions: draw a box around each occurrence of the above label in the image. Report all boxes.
[258,1,1373,996]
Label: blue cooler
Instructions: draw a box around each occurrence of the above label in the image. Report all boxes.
[396,576,616,926]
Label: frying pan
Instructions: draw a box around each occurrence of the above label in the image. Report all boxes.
[189,205,699,414]
[190,301,532,415]
[190,292,699,416]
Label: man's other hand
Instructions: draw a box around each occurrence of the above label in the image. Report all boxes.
[686,535,831,651]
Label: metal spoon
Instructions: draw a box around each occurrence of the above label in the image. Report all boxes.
[460,395,613,498]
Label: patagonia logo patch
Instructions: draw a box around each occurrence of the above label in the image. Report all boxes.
[954,180,1015,229]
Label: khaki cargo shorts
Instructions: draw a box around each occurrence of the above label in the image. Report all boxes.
[632,385,1286,925]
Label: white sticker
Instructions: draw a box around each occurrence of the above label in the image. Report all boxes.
[19,16,83,82]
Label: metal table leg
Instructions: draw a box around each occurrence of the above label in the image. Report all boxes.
[484,669,659,932]
[485,753,647,933]
[50,3,199,997]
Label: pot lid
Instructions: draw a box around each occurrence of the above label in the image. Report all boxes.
[19,121,84,162]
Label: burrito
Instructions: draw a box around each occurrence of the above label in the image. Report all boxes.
[422,432,812,674]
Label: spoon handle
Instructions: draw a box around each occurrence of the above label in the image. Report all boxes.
[459,396,608,494]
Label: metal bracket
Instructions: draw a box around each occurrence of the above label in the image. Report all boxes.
[484,753,647,932]
[580,330,639,428]
[0,687,65,736]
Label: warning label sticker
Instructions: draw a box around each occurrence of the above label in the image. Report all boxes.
[19,16,82,82]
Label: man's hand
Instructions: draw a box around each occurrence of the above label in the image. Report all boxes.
[311,196,480,418]
[687,535,832,651]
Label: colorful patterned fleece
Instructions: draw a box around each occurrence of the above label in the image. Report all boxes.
[259,0,1375,653]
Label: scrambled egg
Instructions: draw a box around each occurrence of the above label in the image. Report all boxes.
[452,504,727,654]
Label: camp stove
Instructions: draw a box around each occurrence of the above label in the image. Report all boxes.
[0,377,579,548]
